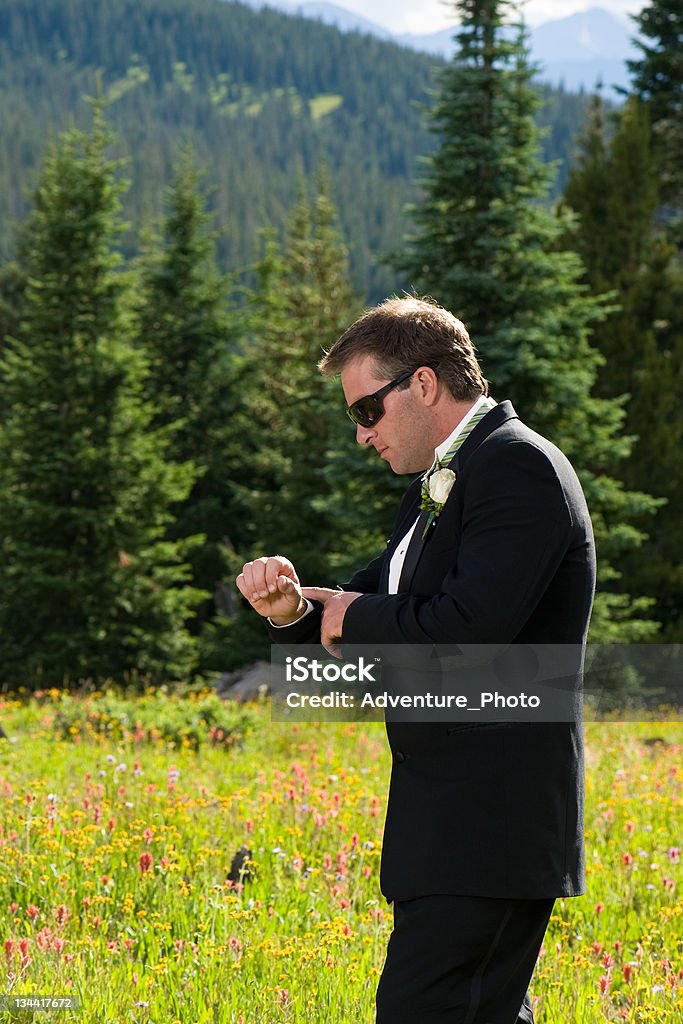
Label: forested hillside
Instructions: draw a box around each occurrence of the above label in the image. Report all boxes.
[0,0,592,298]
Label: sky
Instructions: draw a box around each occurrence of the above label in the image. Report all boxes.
[329,0,645,35]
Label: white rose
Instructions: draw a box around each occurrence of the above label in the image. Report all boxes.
[428,468,456,505]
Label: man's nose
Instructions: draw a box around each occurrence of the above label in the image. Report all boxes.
[356,423,375,446]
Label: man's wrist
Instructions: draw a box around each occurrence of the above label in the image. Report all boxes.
[269,598,310,628]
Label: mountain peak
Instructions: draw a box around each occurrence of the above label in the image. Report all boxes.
[239,1,639,93]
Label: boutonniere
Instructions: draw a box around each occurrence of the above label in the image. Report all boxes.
[420,461,456,537]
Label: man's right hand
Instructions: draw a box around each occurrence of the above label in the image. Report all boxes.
[236,556,307,626]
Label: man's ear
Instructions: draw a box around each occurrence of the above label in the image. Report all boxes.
[415,365,440,406]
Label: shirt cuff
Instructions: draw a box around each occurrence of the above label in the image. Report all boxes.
[267,599,315,628]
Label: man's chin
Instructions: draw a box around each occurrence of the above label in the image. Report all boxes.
[385,454,426,475]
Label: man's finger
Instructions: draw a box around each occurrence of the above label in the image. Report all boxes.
[301,586,339,604]
[321,636,343,659]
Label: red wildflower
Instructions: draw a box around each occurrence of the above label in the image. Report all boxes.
[138,852,153,873]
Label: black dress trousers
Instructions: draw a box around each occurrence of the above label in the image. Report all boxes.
[375,894,554,1024]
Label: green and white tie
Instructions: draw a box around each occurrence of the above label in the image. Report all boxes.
[421,397,497,536]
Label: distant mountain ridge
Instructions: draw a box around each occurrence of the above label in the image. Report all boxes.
[242,2,639,93]
[0,0,598,301]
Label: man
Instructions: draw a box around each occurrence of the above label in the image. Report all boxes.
[236,297,596,1024]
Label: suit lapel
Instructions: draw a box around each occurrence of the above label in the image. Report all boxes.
[396,401,518,593]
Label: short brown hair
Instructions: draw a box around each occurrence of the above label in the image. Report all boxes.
[318,296,488,401]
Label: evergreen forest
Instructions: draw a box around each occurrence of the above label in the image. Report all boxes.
[0,0,681,701]
[1,0,593,299]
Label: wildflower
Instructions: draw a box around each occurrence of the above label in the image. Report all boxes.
[623,964,634,983]
[54,905,71,927]
[35,928,54,950]
[594,902,604,915]
[625,820,635,833]
[139,852,153,873]
[9,903,18,915]
[622,852,633,866]
[27,904,40,920]
[4,939,15,961]
[143,828,154,844]
[668,847,680,862]
[599,974,611,994]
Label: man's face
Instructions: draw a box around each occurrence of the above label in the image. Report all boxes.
[341,354,435,474]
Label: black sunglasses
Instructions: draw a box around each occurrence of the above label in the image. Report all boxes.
[346,364,439,428]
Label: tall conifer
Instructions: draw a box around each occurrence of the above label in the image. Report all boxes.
[562,96,683,639]
[134,156,245,633]
[627,0,683,222]
[397,0,659,639]
[244,182,360,583]
[0,108,200,686]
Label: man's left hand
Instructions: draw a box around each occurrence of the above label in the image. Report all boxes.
[301,587,362,657]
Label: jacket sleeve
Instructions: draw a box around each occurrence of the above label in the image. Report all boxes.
[341,441,575,645]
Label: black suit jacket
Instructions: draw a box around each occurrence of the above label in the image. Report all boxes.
[267,402,596,901]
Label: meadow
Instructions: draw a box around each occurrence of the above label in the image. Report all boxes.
[0,688,680,1023]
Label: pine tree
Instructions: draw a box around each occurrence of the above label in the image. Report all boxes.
[134,155,245,635]
[627,0,683,221]
[213,180,379,668]
[0,107,200,686]
[397,0,660,640]
[562,96,683,640]
[244,181,362,583]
